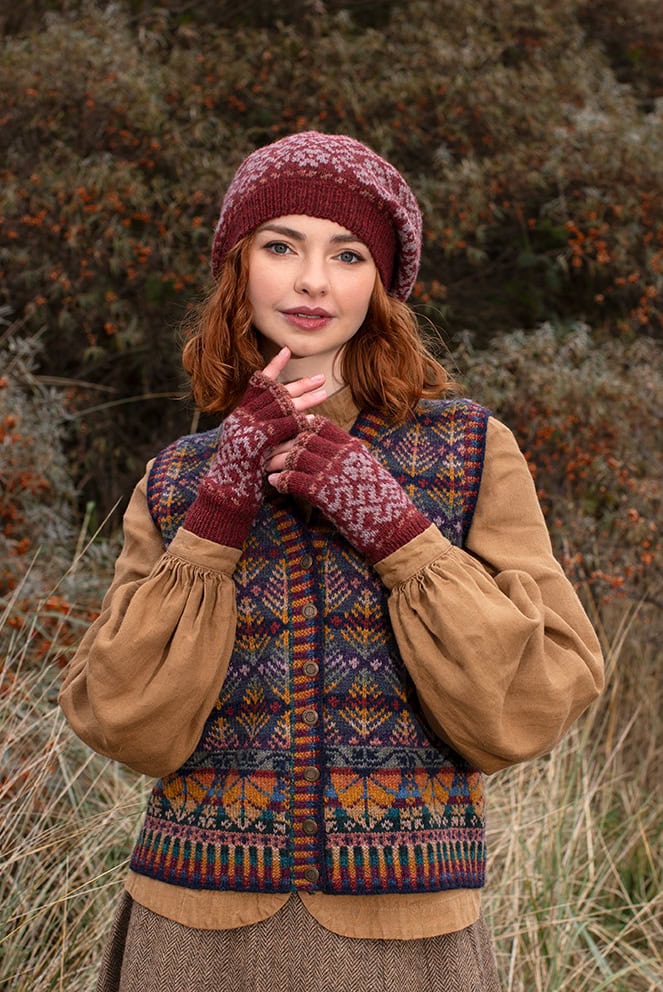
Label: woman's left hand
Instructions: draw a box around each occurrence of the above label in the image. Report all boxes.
[266,417,430,563]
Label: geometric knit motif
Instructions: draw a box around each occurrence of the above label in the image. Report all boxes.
[211,131,422,301]
[274,418,430,563]
[133,398,490,895]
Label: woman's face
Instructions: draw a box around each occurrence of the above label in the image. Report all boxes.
[247,215,377,381]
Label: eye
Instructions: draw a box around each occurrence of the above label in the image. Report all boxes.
[336,249,363,264]
[265,241,293,255]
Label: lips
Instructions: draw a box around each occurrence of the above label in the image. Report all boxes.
[280,306,334,331]
[282,307,333,318]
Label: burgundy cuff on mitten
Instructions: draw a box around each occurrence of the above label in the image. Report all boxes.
[183,477,262,549]
[184,373,307,549]
[274,417,430,563]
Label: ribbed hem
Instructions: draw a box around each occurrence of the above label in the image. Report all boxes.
[183,488,254,550]
[366,507,431,564]
[213,177,397,292]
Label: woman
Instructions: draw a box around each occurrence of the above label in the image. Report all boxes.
[60,131,604,992]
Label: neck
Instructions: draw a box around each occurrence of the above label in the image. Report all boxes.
[285,357,345,395]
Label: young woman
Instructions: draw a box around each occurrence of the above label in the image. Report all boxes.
[59,131,604,992]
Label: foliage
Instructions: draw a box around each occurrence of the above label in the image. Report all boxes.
[484,602,662,991]
[577,0,663,110]
[0,612,146,991]
[0,313,78,595]
[0,0,662,511]
[0,315,118,663]
[456,324,662,610]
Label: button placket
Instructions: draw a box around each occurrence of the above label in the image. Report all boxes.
[290,535,324,889]
[300,655,322,802]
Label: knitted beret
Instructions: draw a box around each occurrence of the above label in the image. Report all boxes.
[211,131,422,301]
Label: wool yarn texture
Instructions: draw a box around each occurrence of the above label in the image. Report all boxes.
[184,373,307,548]
[211,131,422,301]
[273,416,431,563]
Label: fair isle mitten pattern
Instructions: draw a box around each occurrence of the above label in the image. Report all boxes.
[273,417,430,563]
[183,373,307,548]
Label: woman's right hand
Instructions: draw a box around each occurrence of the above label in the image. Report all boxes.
[182,348,326,548]
[260,346,327,415]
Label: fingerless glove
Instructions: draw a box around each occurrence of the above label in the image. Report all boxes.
[272,417,430,563]
[184,373,307,548]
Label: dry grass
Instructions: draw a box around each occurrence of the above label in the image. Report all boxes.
[1,570,661,990]
[485,599,662,990]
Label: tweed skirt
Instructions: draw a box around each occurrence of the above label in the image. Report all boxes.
[96,891,501,992]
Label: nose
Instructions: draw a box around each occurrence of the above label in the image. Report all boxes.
[294,254,328,296]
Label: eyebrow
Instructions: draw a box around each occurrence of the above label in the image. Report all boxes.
[256,223,366,246]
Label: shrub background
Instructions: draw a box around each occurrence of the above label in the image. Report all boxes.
[1,0,662,514]
[1,3,662,990]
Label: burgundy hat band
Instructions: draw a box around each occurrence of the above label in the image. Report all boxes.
[213,177,397,292]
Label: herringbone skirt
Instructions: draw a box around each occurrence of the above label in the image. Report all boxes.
[96,891,500,992]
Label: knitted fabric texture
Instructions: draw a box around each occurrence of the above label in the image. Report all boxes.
[139,400,490,897]
[274,416,430,563]
[183,372,306,548]
[211,131,422,301]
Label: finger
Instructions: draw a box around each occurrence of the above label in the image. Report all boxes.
[291,386,328,413]
[264,451,290,473]
[261,347,291,381]
[269,438,298,458]
[284,373,326,398]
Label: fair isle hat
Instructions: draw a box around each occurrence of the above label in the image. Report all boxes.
[210,131,422,301]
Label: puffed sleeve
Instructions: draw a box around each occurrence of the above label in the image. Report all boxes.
[58,467,241,778]
[375,417,604,774]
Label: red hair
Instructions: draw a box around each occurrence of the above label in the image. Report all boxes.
[182,236,455,421]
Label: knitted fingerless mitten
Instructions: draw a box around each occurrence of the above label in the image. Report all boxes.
[273,417,430,563]
[184,373,307,548]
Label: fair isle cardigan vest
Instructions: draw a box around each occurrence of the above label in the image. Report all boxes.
[131,399,490,896]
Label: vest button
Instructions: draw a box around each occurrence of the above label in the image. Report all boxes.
[300,554,313,569]
[302,817,318,835]
[303,867,320,884]
[303,661,319,677]
[302,709,318,726]
[302,604,318,619]
[303,766,320,782]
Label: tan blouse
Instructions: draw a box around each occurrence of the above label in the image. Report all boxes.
[59,388,604,938]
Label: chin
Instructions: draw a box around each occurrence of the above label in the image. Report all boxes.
[284,342,324,360]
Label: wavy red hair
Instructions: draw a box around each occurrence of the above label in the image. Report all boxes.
[182,235,455,421]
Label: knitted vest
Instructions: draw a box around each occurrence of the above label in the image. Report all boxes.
[131,399,490,895]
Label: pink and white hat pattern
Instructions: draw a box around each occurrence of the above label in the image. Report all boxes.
[211,131,422,301]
